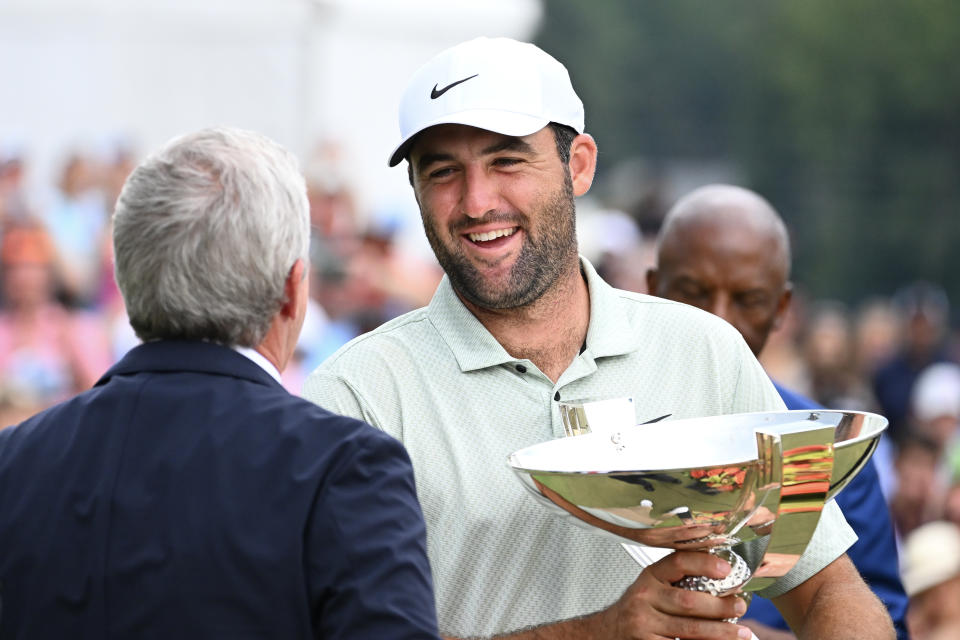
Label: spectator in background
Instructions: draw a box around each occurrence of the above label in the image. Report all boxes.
[304,139,360,246]
[0,222,110,426]
[303,139,441,346]
[909,362,960,464]
[850,299,907,501]
[754,291,812,397]
[100,143,138,211]
[873,282,953,446]
[303,139,362,290]
[889,362,960,538]
[646,183,907,640]
[890,431,943,539]
[901,521,960,640]
[95,143,137,310]
[946,481,960,527]
[801,301,875,410]
[40,153,109,308]
[347,224,441,327]
[0,146,29,223]
[854,298,903,382]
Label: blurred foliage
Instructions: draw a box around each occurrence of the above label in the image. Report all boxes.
[536,0,960,312]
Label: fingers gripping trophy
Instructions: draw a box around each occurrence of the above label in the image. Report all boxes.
[508,400,887,627]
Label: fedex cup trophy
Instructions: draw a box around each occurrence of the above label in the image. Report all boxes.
[508,403,887,611]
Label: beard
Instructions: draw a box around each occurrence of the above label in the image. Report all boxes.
[421,169,578,310]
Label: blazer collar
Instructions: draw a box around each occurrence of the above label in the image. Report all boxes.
[96,340,282,389]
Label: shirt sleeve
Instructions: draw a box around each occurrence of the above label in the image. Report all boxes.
[729,335,787,414]
[305,425,440,640]
[302,369,387,432]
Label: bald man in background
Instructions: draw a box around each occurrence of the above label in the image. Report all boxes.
[646,184,908,640]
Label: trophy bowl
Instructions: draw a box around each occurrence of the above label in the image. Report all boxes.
[507,409,887,595]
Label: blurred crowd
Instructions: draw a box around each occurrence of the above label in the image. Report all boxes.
[755,282,960,542]
[0,141,443,427]
[3,141,960,637]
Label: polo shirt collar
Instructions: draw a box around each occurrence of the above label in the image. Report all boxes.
[427,256,642,373]
[580,257,644,358]
[428,275,514,372]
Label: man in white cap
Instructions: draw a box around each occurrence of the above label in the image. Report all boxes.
[901,521,960,639]
[304,37,893,640]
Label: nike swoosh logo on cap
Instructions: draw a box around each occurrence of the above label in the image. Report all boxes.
[430,74,478,99]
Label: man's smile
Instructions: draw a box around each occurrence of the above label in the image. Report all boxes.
[466,226,518,243]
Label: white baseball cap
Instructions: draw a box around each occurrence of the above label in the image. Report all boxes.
[388,37,585,167]
[901,520,960,596]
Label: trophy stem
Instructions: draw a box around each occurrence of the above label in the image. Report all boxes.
[672,544,752,600]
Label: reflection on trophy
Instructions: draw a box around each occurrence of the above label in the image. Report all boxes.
[507,405,887,616]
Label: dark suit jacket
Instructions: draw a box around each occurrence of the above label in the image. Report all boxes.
[743,383,908,640]
[0,341,439,640]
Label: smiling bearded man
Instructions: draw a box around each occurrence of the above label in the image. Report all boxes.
[303,36,894,640]
[417,125,578,311]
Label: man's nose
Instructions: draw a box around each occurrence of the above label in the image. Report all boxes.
[710,294,734,325]
[461,168,499,219]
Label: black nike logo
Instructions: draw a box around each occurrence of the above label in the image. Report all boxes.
[431,74,478,99]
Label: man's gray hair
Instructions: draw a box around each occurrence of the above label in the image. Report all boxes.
[113,127,310,347]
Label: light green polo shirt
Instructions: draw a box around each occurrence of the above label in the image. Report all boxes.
[303,258,855,638]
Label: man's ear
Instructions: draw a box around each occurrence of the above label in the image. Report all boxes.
[645,267,660,297]
[280,258,307,320]
[568,133,598,197]
[771,281,794,331]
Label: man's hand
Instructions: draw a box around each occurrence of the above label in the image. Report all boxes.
[594,550,753,639]
[445,550,753,640]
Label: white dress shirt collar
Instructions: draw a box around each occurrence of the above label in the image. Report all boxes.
[232,345,282,384]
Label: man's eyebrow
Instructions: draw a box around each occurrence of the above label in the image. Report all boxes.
[414,152,454,173]
[672,274,706,287]
[414,137,534,174]
[735,287,771,298]
[481,137,534,156]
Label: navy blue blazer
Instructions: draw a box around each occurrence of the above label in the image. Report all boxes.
[743,383,908,639]
[0,341,439,640]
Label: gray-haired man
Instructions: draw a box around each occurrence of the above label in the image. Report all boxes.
[0,127,439,639]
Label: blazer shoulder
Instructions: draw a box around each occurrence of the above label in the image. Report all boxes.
[246,379,402,448]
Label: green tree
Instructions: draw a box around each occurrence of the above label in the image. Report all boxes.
[537,0,960,313]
